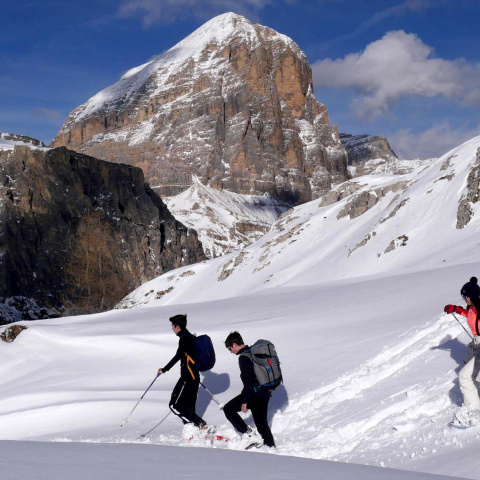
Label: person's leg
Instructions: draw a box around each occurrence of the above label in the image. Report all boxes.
[459,357,480,411]
[250,397,275,447]
[171,379,206,426]
[223,394,249,433]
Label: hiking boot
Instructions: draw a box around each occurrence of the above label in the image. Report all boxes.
[242,427,263,449]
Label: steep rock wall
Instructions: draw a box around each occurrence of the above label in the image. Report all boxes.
[0,145,205,319]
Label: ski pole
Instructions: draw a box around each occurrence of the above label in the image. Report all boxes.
[120,373,161,427]
[199,381,223,409]
[451,313,474,340]
[138,410,172,440]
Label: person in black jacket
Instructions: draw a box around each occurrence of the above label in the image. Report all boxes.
[223,331,275,448]
[158,314,208,428]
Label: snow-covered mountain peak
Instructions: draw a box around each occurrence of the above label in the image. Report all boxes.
[0,133,48,151]
[72,12,296,123]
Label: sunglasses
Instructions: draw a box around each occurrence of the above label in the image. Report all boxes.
[462,295,469,301]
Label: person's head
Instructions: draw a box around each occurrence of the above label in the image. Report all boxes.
[224,331,244,354]
[461,277,480,306]
[169,314,187,334]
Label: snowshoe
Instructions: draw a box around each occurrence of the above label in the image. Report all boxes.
[450,407,480,429]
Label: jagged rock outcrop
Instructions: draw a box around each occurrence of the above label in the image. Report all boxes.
[337,181,408,220]
[340,133,397,176]
[52,13,347,204]
[0,144,205,321]
[457,148,480,229]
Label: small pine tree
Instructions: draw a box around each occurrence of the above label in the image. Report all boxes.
[63,211,133,314]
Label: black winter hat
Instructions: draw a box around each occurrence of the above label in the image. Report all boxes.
[169,313,187,329]
[460,277,480,299]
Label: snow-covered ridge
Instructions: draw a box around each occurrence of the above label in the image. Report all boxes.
[0,133,48,151]
[165,177,290,258]
[120,134,480,308]
[71,13,299,123]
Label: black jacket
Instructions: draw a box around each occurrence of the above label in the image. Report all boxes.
[162,329,198,381]
[238,345,271,404]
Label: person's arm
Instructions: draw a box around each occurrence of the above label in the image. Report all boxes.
[160,345,182,373]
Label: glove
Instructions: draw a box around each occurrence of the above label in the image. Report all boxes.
[444,304,455,314]
[454,305,464,314]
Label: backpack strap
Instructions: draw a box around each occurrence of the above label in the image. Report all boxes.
[184,353,196,380]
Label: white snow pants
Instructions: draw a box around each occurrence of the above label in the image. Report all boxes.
[459,354,480,411]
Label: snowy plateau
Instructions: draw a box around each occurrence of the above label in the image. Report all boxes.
[4,135,480,480]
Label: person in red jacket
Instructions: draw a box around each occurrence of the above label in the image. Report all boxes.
[444,277,480,427]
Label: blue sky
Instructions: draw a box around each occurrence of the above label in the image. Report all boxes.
[1,0,479,158]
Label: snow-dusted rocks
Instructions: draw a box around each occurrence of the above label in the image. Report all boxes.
[0,133,47,151]
[457,147,480,229]
[53,13,347,204]
[340,133,429,177]
[165,177,290,258]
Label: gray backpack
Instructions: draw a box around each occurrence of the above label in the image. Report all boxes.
[241,339,283,391]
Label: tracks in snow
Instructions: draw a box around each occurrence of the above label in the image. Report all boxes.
[274,314,466,462]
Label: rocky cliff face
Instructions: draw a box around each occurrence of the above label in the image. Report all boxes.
[340,134,398,176]
[52,13,347,204]
[0,143,205,322]
[340,133,430,177]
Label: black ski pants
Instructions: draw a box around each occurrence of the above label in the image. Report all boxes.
[169,377,205,427]
[223,394,275,447]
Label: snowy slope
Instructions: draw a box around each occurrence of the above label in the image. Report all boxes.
[1,441,467,480]
[165,177,290,257]
[3,136,480,479]
[121,135,480,308]
[2,265,480,479]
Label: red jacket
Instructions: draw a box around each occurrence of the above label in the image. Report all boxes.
[458,305,480,336]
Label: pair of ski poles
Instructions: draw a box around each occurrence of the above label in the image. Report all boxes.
[120,373,223,430]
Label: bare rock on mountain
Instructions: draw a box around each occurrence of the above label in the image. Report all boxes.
[0,144,205,321]
[337,181,408,220]
[340,134,397,176]
[52,13,347,204]
[457,148,480,229]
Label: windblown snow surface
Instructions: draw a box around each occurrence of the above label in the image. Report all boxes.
[3,136,480,480]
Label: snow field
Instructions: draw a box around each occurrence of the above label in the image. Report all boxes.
[4,136,480,478]
[3,263,480,479]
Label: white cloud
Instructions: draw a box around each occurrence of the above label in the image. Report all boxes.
[117,1,275,27]
[389,123,480,159]
[312,30,480,120]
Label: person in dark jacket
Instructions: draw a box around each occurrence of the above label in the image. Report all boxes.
[158,314,208,428]
[223,331,275,448]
